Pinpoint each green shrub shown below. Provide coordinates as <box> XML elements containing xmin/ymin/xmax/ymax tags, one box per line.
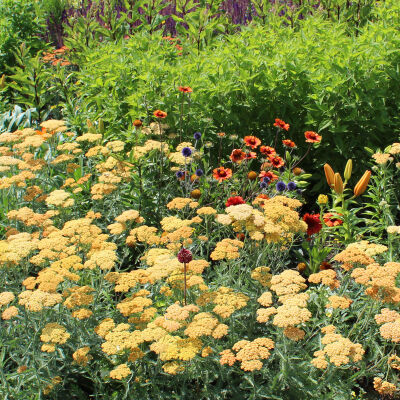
<box><xmin>64</xmin><ymin>0</ymin><xmax>400</xmax><ymax>193</ymax></box>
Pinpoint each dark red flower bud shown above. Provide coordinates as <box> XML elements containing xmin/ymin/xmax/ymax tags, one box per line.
<box><xmin>177</xmin><ymin>248</ymin><xmax>192</xmax><ymax>264</ymax></box>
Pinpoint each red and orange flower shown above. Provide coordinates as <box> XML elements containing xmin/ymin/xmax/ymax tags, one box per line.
<box><xmin>230</xmin><ymin>149</ymin><xmax>246</xmax><ymax>163</ymax></box>
<box><xmin>153</xmin><ymin>110</ymin><xmax>167</xmax><ymax>118</ymax></box>
<box><xmin>226</xmin><ymin>196</ymin><xmax>245</xmax><ymax>207</ymax></box>
<box><xmin>303</xmin><ymin>213</ymin><xmax>322</xmax><ymax>236</ymax></box>
<box><xmin>305</xmin><ymin>131</ymin><xmax>322</xmax><ymax>143</ymax></box>
<box><xmin>259</xmin><ymin>170</ymin><xmax>278</xmax><ymax>183</ymax></box>
<box><xmin>282</xmin><ymin>139</ymin><xmax>296</xmax><ymax>148</ymax></box>
<box><xmin>323</xmin><ymin>213</ymin><xmax>343</xmax><ymax>227</ymax></box>
<box><xmin>269</xmin><ymin>156</ymin><xmax>285</xmax><ymax>169</ymax></box>
<box><xmin>274</xmin><ymin>118</ymin><xmax>290</xmax><ymax>131</ymax></box>
<box><xmin>245</xmin><ymin>151</ymin><xmax>257</xmax><ymax>160</ymax></box>
<box><xmin>244</xmin><ymin>136</ymin><xmax>261</xmax><ymax>149</ymax></box>
<box><xmin>178</xmin><ymin>86</ymin><xmax>193</xmax><ymax>93</ymax></box>
<box><xmin>213</xmin><ymin>167</ymin><xmax>232</xmax><ymax>182</ymax></box>
<box><xmin>260</xmin><ymin>146</ymin><xmax>276</xmax><ymax>157</ymax></box>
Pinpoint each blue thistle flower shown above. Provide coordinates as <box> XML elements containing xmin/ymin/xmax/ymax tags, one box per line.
<box><xmin>181</xmin><ymin>147</ymin><xmax>192</xmax><ymax>157</ymax></box>
<box><xmin>276</xmin><ymin>181</ymin><xmax>286</xmax><ymax>192</ymax></box>
<box><xmin>287</xmin><ymin>181</ymin><xmax>297</xmax><ymax>191</ymax></box>
<box><xmin>193</xmin><ymin>132</ymin><xmax>202</xmax><ymax>140</ymax></box>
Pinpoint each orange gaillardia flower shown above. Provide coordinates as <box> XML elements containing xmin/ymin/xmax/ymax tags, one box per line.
<box><xmin>244</xmin><ymin>136</ymin><xmax>261</xmax><ymax>149</ymax></box>
<box><xmin>274</xmin><ymin>118</ymin><xmax>289</xmax><ymax>131</ymax></box>
<box><xmin>217</xmin><ymin>132</ymin><xmax>226</xmax><ymax>138</ymax></box>
<box><xmin>178</xmin><ymin>86</ymin><xmax>193</xmax><ymax>93</ymax></box>
<box><xmin>245</xmin><ymin>151</ymin><xmax>257</xmax><ymax>160</ymax></box>
<box><xmin>282</xmin><ymin>139</ymin><xmax>296</xmax><ymax>148</ymax></box>
<box><xmin>269</xmin><ymin>156</ymin><xmax>285</xmax><ymax>169</ymax></box>
<box><xmin>260</xmin><ymin>146</ymin><xmax>276</xmax><ymax>157</ymax></box>
<box><xmin>259</xmin><ymin>170</ymin><xmax>278</xmax><ymax>183</ymax></box>
<box><xmin>153</xmin><ymin>110</ymin><xmax>167</xmax><ymax>118</ymax></box>
<box><xmin>304</xmin><ymin>131</ymin><xmax>322</xmax><ymax>143</ymax></box>
<box><xmin>213</xmin><ymin>167</ymin><xmax>232</xmax><ymax>182</ymax></box>
<box><xmin>323</xmin><ymin>213</ymin><xmax>343</xmax><ymax>227</ymax></box>
<box><xmin>230</xmin><ymin>149</ymin><xmax>246</xmax><ymax>163</ymax></box>
<box><xmin>133</xmin><ymin>119</ymin><xmax>143</xmax><ymax>127</ymax></box>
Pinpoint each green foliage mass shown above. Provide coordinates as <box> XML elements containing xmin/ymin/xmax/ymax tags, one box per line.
<box><xmin>64</xmin><ymin>0</ymin><xmax>400</xmax><ymax>192</ymax></box>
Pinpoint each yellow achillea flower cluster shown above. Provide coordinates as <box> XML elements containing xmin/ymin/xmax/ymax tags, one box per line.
<box><xmin>220</xmin><ymin>338</ymin><xmax>274</xmax><ymax>371</ymax></box>
<box><xmin>351</xmin><ymin>262</ymin><xmax>400</xmax><ymax>302</ymax></box>
<box><xmin>197</xmin><ymin>206</ymin><xmax>217</xmax><ymax>216</ymax></box>
<box><xmin>372</xmin><ymin>152</ymin><xmax>392</xmax><ymax>165</ymax></box>
<box><xmin>131</xmin><ymin>140</ymin><xmax>169</xmax><ymax>159</ymax></box>
<box><xmin>90</xmin><ymin>183</ymin><xmax>117</xmax><ymax>200</ymax></box>
<box><xmin>347</xmin><ymin>241</ymin><xmax>387</xmax><ymax>257</ymax></box>
<box><xmin>387</xmin><ymin>226</ymin><xmax>400</xmax><ymax>234</ymax></box>
<box><xmin>45</xmin><ymin>189</ymin><xmax>74</xmax><ymax>208</ymax></box>
<box><xmin>251</xmin><ymin>266</ymin><xmax>272</xmax><ymax>287</ymax></box>
<box><xmin>210</xmin><ymin>238</ymin><xmax>244</xmax><ymax>260</ymax></box>
<box><xmin>389</xmin><ymin>142</ymin><xmax>400</xmax><ymax>155</ymax></box>
<box><xmin>100</xmin><ymin>323</ymin><xmax>142</xmax><ymax>355</ymax></box>
<box><xmin>373</xmin><ymin>378</ymin><xmax>397</xmax><ymax>396</ymax></box>
<box><xmin>7</xmin><ymin>207</ymin><xmax>55</xmax><ymax>228</ymax></box>
<box><xmin>110</xmin><ymin>364</ymin><xmax>131</xmax><ymax>380</ymax></box>
<box><xmin>117</xmin><ymin>290</ymin><xmax>152</xmax><ymax>317</ymax></box>
<box><xmin>375</xmin><ymin>308</ymin><xmax>400</xmax><ymax>343</ymax></box>
<box><xmin>162</xmin><ymin>361</ymin><xmax>185</xmax><ymax>375</ymax></box>
<box><xmin>40</xmin><ymin>119</ymin><xmax>67</xmax><ymax>133</ymax></box>
<box><xmin>308</xmin><ymin>269</ymin><xmax>340</xmax><ymax>290</ymax></box>
<box><xmin>40</xmin><ymin>323</ymin><xmax>70</xmax><ymax>352</ymax></box>
<box><xmin>333</xmin><ymin>245</ymin><xmax>375</xmax><ymax>271</ymax></box>
<box><xmin>105</xmin><ymin>270</ymin><xmax>153</xmax><ymax>292</ymax></box>
<box><xmin>0</xmin><ymin>232</ymin><xmax>39</xmax><ymax>265</ymax></box>
<box><xmin>18</xmin><ymin>290</ymin><xmax>62</xmax><ymax>312</ymax></box>
<box><xmin>256</xmin><ymin>270</ymin><xmax>310</xmax><ymax>341</ymax></box>
<box><xmin>311</xmin><ymin>326</ymin><xmax>364</xmax><ymax>369</ymax></box>
<box><xmin>196</xmin><ymin>287</ymin><xmax>249</xmax><ymax>318</ymax></box>
<box><xmin>0</xmin><ymin>291</ymin><xmax>15</xmax><ymax>307</ymax></box>
<box><xmin>2</xmin><ymin>305</ymin><xmax>18</xmax><ymax>320</ymax></box>
<box><xmin>150</xmin><ymin>335</ymin><xmax>203</xmax><ymax>362</ymax></box>
<box><xmin>217</xmin><ymin>197</ymin><xmax>306</xmax><ymax>242</ymax></box>
<box><xmin>84</xmin><ymin>249</ymin><xmax>117</xmax><ymax>270</ymax></box>
<box><xmin>326</xmin><ymin>296</ymin><xmax>352</xmax><ymax>309</ymax></box>
<box><xmin>126</xmin><ymin>225</ymin><xmax>160</xmax><ymax>246</ymax></box>
<box><xmin>160</xmin><ymin>216</ymin><xmax>197</xmax><ymax>232</ymax></box>
<box><xmin>167</xmin><ymin>197</ymin><xmax>192</xmax><ymax>210</ymax></box>
<box><xmin>184</xmin><ymin>312</ymin><xmax>228</xmax><ymax>339</ymax></box>
<box><xmin>63</xmin><ymin>286</ymin><xmax>94</xmax><ymax>309</ymax></box>
<box><xmin>388</xmin><ymin>354</ymin><xmax>400</xmax><ymax>370</ymax></box>
<box><xmin>43</xmin><ymin>376</ymin><xmax>62</xmax><ymax>396</ymax></box>
<box><xmin>72</xmin><ymin>347</ymin><xmax>92</xmax><ymax>366</ymax></box>
<box><xmin>76</xmin><ymin>132</ymin><xmax>102</xmax><ymax>143</ymax></box>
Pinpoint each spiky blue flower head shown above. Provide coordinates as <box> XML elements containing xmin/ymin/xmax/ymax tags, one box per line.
<box><xmin>181</xmin><ymin>147</ymin><xmax>192</xmax><ymax>157</ymax></box>
<box><xmin>193</xmin><ymin>132</ymin><xmax>202</xmax><ymax>140</ymax></box>
<box><xmin>276</xmin><ymin>181</ymin><xmax>286</xmax><ymax>192</ymax></box>
<box><xmin>287</xmin><ymin>181</ymin><xmax>297</xmax><ymax>191</ymax></box>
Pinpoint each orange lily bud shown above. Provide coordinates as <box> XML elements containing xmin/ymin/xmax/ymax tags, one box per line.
<box><xmin>324</xmin><ymin>164</ymin><xmax>335</xmax><ymax>188</ymax></box>
<box><xmin>334</xmin><ymin>173</ymin><xmax>343</xmax><ymax>194</ymax></box>
<box><xmin>354</xmin><ymin>170</ymin><xmax>371</xmax><ymax>197</ymax></box>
